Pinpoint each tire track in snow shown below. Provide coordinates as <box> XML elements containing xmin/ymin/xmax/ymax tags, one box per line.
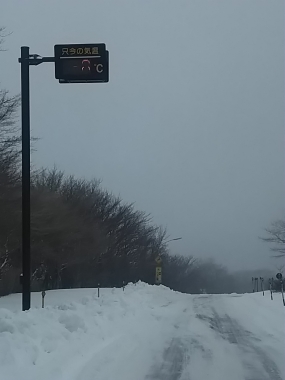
<box><xmin>194</xmin><ymin>296</ymin><xmax>283</xmax><ymax>380</ymax></box>
<box><xmin>210</xmin><ymin>309</ymin><xmax>282</xmax><ymax>380</ymax></box>
<box><xmin>146</xmin><ymin>338</ymin><xmax>189</xmax><ymax>380</ymax></box>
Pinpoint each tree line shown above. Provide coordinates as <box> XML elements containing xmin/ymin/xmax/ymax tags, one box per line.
<box><xmin>0</xmin><ymin>64</ymin><xmax>236</xmax><ymax>296</ymax></box>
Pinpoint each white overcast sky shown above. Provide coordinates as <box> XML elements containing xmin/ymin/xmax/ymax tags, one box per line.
<box><xmin>1</xmin><ymin>0</ymin><xmax>284</xmax><ymax>271</ymax></box>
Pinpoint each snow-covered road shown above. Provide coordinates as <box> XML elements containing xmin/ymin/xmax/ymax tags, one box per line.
<box><xmin>0</xmin><ymin>283</ymin><xmax>284</xmax><ymax>380</ymax></box>
<box><xmin>147</xmin><ymin>292</ymin><xmax>284</xmax><ymax>380</ymax></box>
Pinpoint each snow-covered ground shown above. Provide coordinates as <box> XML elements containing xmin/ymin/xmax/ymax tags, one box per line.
<box><xmin>0</xmin><ymin>283</ymin><xmax>284</xmax><ymax>380</ymax></box>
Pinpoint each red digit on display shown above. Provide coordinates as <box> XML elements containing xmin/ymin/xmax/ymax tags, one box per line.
<box><xmin>81</xmin><ymin>59</ymin><xmax>91</xmax><ymax>71</ymax></box>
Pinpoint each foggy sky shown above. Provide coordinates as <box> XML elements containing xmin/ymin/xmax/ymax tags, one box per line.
<box><xmin>1</xmin><ymin>0</ymin><xmax>284</xmax><ymax>271</ymax></box>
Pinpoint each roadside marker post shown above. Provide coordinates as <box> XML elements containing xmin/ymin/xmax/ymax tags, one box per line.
<box><xmin>41</xmin><ymin>290</ymin><xmax>46</xmax><ymax>308</ymax></box>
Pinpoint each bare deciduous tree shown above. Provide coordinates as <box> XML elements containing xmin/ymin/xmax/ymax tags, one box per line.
<box><xmin>260</xmin><ymin>220</ymin><xmax>285</xmax><ymax>258</ymax></box>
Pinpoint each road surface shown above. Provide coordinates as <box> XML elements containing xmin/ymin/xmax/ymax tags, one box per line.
<box><xmin>146</xmin><ymin>294</ymin><xmax>283</xmax><ymax>380</ymax></box>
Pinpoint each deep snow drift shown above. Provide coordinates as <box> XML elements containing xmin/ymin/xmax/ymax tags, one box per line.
<box><xmin>0</xmin><ymin>283</ymin><xmax>284</xmax><ymax>380</ymax></box>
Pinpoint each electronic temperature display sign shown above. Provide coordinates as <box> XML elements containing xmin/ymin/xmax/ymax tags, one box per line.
<box><xmin>54</xmin><ymin>44</ymin><xmax>109</xmax><ymax>83</ymax></box>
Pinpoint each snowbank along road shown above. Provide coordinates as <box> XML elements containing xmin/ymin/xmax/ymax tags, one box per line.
<box><xmin>0</xmin><ymin>283</ymin><xmax>284</xmax><ymax>380</ymax></box>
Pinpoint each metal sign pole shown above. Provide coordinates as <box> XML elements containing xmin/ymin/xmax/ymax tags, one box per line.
<box><xmin>20</xmin><ymin>46</ymin><xmax>31</xmax><ymax>311</ymax></box>
<box><xmin>275</xmin><ymin>273</ymin><xmax>284</xmax><ymax>306</ymax></box>
<box><xmin>18</xmin><ymin>43</ymin><xmax>109</xmax><ymax>311</ymax></box>
<box><xmin>260</xmin><ymin>277</ymin><xmax>264</xmax><ymax>296</ymax></box>
<box><xmin>281</xmin><ymin>281</ymin><xmax>285</xmax><ymax>306</ymax></box>
<box><xmin>269</xmin><ymin>280</ymin><xmax>273</xmax><ymax>300</ymax></box>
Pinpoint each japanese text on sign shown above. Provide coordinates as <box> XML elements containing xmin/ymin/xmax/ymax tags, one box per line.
<box><xmin>61</xmin><ymin>47</ymin><xmax>99</xmax><ymax>56</ymax></box>
<box><xmin>54</xmin><ymin>44</ymin><xmax>106</xmax><ymax>58</ymax></box>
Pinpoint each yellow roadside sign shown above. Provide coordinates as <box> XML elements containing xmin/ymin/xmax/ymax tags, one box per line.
<box><xmin>155</xmin><ymin>256</ymin><xmax>162</xmax><ymax>265</ymax></box>
<box><xmin>155</xmin><ymin>266</ymin><xmax>162</xmax><ymax>284</ymax></box>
